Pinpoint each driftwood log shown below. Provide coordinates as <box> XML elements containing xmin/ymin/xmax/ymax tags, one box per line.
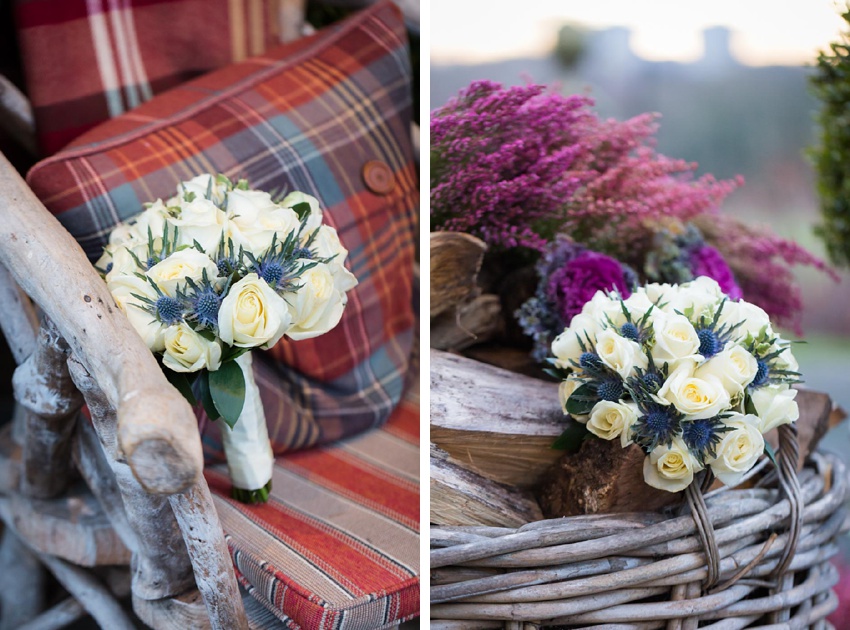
<box><xmin>431</xmin><ymin>294</ymin><xmax>504</xmax><ymax>351</ymax></box>
<box><xmin>430</xmin><ymin>232</ymin><xmax>486</xmax><ymax>320</ymax></box>
<box><xmin>431</xmin><ymin>444</ymin><xmax>543</xmax><ymax>528</ymax></box>
<box><xmin>430</xmin><ymin>349</ymin><xmax>568</xmax><ymax>488</ymax></box>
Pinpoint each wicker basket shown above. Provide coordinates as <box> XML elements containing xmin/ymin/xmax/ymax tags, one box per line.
<box><xmin>431</xmin><ymin>444</ymin><xmax>850</xmax><ymax>630</ymax></box>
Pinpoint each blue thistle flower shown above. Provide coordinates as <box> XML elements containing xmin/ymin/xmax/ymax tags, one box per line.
<box><xmin>105</xmin><ymin>262</ymin><xmax>113</xmax><ymax>274</ymax></box>
<box><xmin>596</xmin><ymin>378</ymin><xmax>624</xmax><ymax>402</ymax></box>
<box><xmin>146</xmin><ymin>256</ymin><xmax>160</xmax><ymax>270</ymax></box>
<box><xmin>620</xmin><ymin>322</ymin><xmax>639</xmax><ymax>342</ymax></box>
<box><xmin>751</xmin><ymin>360</ymin><xmax>770</xmax><ymax>388</ymax></box>
<box><xmin>697</xmin><ymin>328</ymin><xmax>723</xmax><ymax>358</ymax></box>
<box><xmin>193</xmin><ymin>288</ymin><xmax>221</xmax><ymax>328</ymax></box>
<box><xmin>155</xmin><ymin>295</ymin><xmax>183</xmax><ymax>325</ymax></box>
<box><xmin>631</xmin><ymin>404</ymin><xmax>682</xmax><ymax>453</ymax></box>
<box><xmin>258</xmin><ymin>261</ymin><xmax>285</xmax><ymax>287</ymax></box>
<box><xmin>293</xmin><ymin>246</ymin><xmax>313</xmax><ymax>260</ymax></box>
<box><xmin>681</xmin><ymin>417</ymin><xmax>730</xmax><ymax>465</ymax></box>
<box><xmin>579</xmin><ymin>351</ymin><xmax>604</xmax><ymax>372</ymax></box>
<box><xmin>642</xmin><ymin>371</ymin><xmax>664</xmax><ymax>393</ymax></box>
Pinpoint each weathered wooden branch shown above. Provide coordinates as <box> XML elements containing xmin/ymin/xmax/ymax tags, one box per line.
<box><xmin>0</xmin><ymin>528</ymin><xmax>44</xmax><ymax>629</ymax></box>
<box><xmin>430</xmin><ymin>232</ymin><xmax>487</xmax><ymax>319</ymax></box>
<box><xmin>431</xmin><ymin>294</ymin><xmax>504</xmax><ymax>351</ymax></box>
<box><xmin>0</xmin><ymin>263</ymin><xmax>38</xmax><ymax>364</ymax></box>
<box><xmin>0</xmin><ymin>75</ymin><xmax>38</xmax><ymax>157</ymax></box>
<box><xmin>67</xmin><ymin>356</ymin><xmax>195</xmax><ymax>600</ymax></box>
<box><xmin>13</xmin><ymin>319</ymin><xmax>83</xmax><ymax>498</ymax></box>
<box><xmin>0</xmin><ymin>152</ymin><xmax>203</xmax><ymax>495</ymax></box>
<box><xmin>17</xmin><ymin>598</ymin><xmax>86</xmax><ymax>630</ymax></box>
<box><xmin>431</xmin><ymin>444</ymin><xmax>544</xmax><ymax>528</ymax></box>
<box><xmin>431</xmin><ymin>350</ymin><xmax>568</xmax><ymax>488</ymax></box>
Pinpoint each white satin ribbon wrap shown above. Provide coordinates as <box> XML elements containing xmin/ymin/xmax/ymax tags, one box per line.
<box><xmin>218</xmin><ymin>352</ymin><xmax>274</xmax><ymax>490</ymax></box>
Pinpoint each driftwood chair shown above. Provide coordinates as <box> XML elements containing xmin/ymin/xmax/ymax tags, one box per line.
<box><xmin>0</xmin><ymin>1</ymin><xmax>420</xmax><ymax>628</ymax></box>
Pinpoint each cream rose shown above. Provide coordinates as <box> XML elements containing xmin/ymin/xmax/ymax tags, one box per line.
<box><xmin>285</xmin><ymin>263</ymin><xmax>345</xmax><ymax>340</ymax></box>
<box><xmin>551</xmin><ymin>313</ymin><xmax>598</xmax><ymax>370</ymax></box>
<box><xmin>707</xmin><ymin>414</ymin><xmax>764</xmax><ymax>487</ymax></box>
<box><xmin>581</xmin><ymin>291</ymin><xmax>627</xmax><ymax>328</ymax></box>
<box><xmin>717</xmin><ymin>300</ymin><xmax>772</xmax><ymax>342</ymax></box>
<box><xmin>311</xmin><ymin>225</ymin><xmax>359</xmax><ymax>292</ymax></box>
<box><xmin>179</xmin><ymin>174</ymin><xmax>226</xmax><ymax>205</ymax></box>
<box><xmin>131</xmin><ymin>200</ymin><xmax>170</xmax><ymax>241</ymax></box>
<box><xmin>595</xmin><ymin>329</ymin><xmax>647</xmax><ymax>379</ymax></box>
<box><xmin>651</xmin><ymin>313</ymin><xmax>701</xmax><ymax>369</ymax></box>
<box><xmin>169</xmin><ymin>198</ymin><xmax>228</xmax><ymax>253</ymax></box>
<box><xmin>162</xmin><ymin>323</ymin><xmax>222</xmax><ymax>373</ymax></box>
<box><xmin>281</xmin><ymin>191</ymin><xmax>323</xmax><ymax>232</ymax></box>
<box><xmin>104</xmin><ymin>241</ymin><xmax>149</xmax><ymax>282</ymax></box>
<box><xmin>226</xmin><ymin>190</ymin><xmax>300</xmax><ymax>255</ymax></box>
<box><xmin>641</xmin><ymin>283</ymin><xmax>676</xmax><ymax>309</ymax></box>
<box><xmin>107</xmin><ymin>222</ymin><xmax>136</xmax><ymax>247</ymax></box>
<box><xmin>587</xmin><ymin>400</ymin><xmax>637</xmax><ymax>442</ymax></box>
<box><xmin>558</xmin><ymin>377</ymin><xmax>583</xmax><ymax>418</ymax></box>
<box><xmin>694</xmin><ymin>345</ymin><xmax>758</xmax><ymax>397</ymax></box>
<box><xmin>643</xmin><ymin>438</ymin><xmax>703</xmax><ymax>492</ymax></box>
<box><xmin>622</xmin><ymin>291</ymin><xmax>655</xmax><ymax>322</ymax></box>
<box><xmin>750</xmin><ymin>385</ymin><xmax>799</xmax><ymax>433</ymax></box>
<box><xmin>107</xmin><ymin>275</ymin><xmax>166</xmax><ymax>352</ymax></box>
<box><xmin>659</xmin><ymin>362</ymin><xmax>731</xmax><ymax>419</ymax></box>
<box><xmin>146</xmin><ymin>249</ymin><xmax>219</xmax><ymax>297</ymax></box>
<box><xmin>219</xmin><ymin>274</ymin><xmax>292</xmax><ymax>348</ymax></box>
<box><xmin>667</xmin><ymin>277</ymin><xmax>723</xmax><ymax>319</ymax></box>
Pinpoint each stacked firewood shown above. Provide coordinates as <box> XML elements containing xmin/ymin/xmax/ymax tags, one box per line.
<box><xmin>429</xmin><ymin>231</ymin><xmax>845</xmax><ymax>528</ymax></box>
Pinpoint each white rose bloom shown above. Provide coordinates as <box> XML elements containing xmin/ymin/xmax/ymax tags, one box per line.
<box><xmin>651</xmin><ymin>313</ymin><xmax>701</xmax><ymax>369</ymax></box>
<box><xmin>281</xmin><ymin>191</ymin><xmax>323</xmax><ymax>232</ymax></box>
<box><xmin>107</xmin><ymin>275</ymin><xmax>166</xmax><ymax>352</ymax></box>
<box><xmin>595</xmin><ymin>329</ymin><xmax>648</xmax><ymax>379</ymax></box>
<box><xmin>311</xmin><ymin>225</ymin><xmax>359</xmax><ymax>292</ymax></box>
<box><xmin>659</xmin><ymin>362</ymin><xmax>731</xmax><ymax>419</ymax></box>
<box><xmin>162</xmin><ymin>322</ymin><xmax>222</xmax><ymax>373</ymax></box>
<box><xmin>146</xmin><ymin>248</ymin><xmax>219</xmax><ymax>297</ymax></box>
<box><xmin>168</xmin><ymin>198</ymin><xmax>228</xmax><ymax>253</ymax></box>
<box><xmin>622</xmin><ymin>291</ymin><xmax>656</xmax><ymax>323</ymax></box>
<box><xmin>708</xmin><ymin>414</ymin><xmax>764</xmax><ymax>487</ymax></box>
<box><xmin>105</xmin><ymin>241</ymin><xmax>149</xmax><ymax>282</ymax></box>
<box><xmin>558</xmin><ymin>377</ymin><xmax>583</xmax><ymax>415</ymax></box>
<box><xmin>179</xmin><ymin>174</ymin><xmax>226</xmax><ymax>205</ymax></box>
<box><xmin>551</xmin><ymin>313</ymin><xmax>598</xmax><ymax>370</ymax></box>
<box><xmin>694</xmin><ymin>345</ymin><xmax>758</xmax><ymax>397</ymax></box>
<box><xmin>643</xmin><ymin>437</ymin><xmax>703</xmax><ymax>492</ymax></box>
<box><xmin>219</xmin><ymin>274</ymin><xmax>292</xmax><ymax>349</ymax></box>
<box><xmin>107</xmin><ymin>222</ymin><xmax>137</xmax><ymax>247</ymax></box>
<box><xmin>717</xmin><ymin>300</ymin><xmax>772</xmax><ymax>342</ymax></box>
<box><xmin>751</xmin><ymin>385</ymin><xmax>799</xmax><ymax>434</ymax></box>
<box><xmin>131</xmin><ymin>200</ymin><xmax>169</xmax><ymax>241</ymax></box>
<box><xmin>581</xmin><ymin>291</ymin><xmax>626</xmax><ymax>328</ymax></box>
<box><xmin>226</xmin><ymin>190</ymin><xmax>300</xmax><ymax>255</ymax></box>
<box><xmin>620</xmin><ymin>401</ymin><xmax>641</xmax><ymax>447</ymax></box>
<box><xmin>773</xmin><ymin>344</ymin><xmax>799</xmax><ymax>374</ymax></box>
<box><xmin>285</xmin><ymin>262</ymin><xmax>345</xmax><ymax>340</ymax></box>
<box><xmin>642</xmin><ymin>283</ymin><xmax>676</xmax><ymax>309</ymax></box>
<box><xmin>587</xmin><ymin>400</ymin><xmax>638</xmax><ymax>441</ymax></box>
<box><xmin>666</xmin><ymin>279</ymin><xmax>722</xmax><ymax>320</ymax></box>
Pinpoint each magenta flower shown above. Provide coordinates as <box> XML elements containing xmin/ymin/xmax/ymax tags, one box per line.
<box><xmin>548</xmin><ymin>251</ymin><xmax>633</xmax><ymax>323</ymax></box>
<box><xmin>689</xmin><ymin>245</ymin><xmax>742</xmax><ymax>300</ymax></box>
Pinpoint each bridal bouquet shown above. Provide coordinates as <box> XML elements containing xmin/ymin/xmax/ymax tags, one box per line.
<box><xmin>97</xmin><ymin>174</ymin><xmax>357</xmax><ymax>502</ymax></box>
<box><xmin>549</xmin><ymin>276</ymin><xmax>801</xmax><ymax>493</ymax></box>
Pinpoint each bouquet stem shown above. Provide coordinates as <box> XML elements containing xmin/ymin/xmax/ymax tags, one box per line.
<box><xmin>218</xmin><ymin>352</ymin><xmax>274</xmax><ymax>503</ymax></box>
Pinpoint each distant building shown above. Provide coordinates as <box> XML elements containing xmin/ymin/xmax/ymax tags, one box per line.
<box><xmin>696</xmin><ymin>26</ymin><xmax>739</xmax><ymax>75</ymax></box>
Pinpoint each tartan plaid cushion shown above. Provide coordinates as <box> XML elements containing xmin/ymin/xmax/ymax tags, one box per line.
<box><xmin>14</xmin><ymin>0</ymin><xmax>284</xmax><ymax>155</ymax></box>
<box><xmin>208</xmin><ymin>344</ymin><xmax>419</xmax><ymax>630</ymax></box>
<box><xmin>26</xmin><ymin>1</ymin><xmax>418</xmax><ymax>460</ymax></box>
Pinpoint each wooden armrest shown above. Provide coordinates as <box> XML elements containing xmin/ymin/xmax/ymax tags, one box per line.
<box><xmin>0</xmin><ymin>152</ymin><xmax>202</xmax><ymax>495</ymax></box>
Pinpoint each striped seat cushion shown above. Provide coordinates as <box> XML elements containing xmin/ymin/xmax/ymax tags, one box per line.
<box><xmin>13</xmin><ymin>0</ymin><xmax>285</xmax><ymax>155</ymax></box>
<box><xmin>207</xmin><ymin>351</ymin><xmax>420</xmax><ymax>630</ymax></box>
<box><xmin>26</xmin><ymin>1</ymin><xmax>418</xmax><ymax>459</ymax></box>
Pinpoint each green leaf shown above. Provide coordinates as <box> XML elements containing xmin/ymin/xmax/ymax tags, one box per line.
<box><xmin>208</xmin><ymin>361</ymin><xmax>246</xmax><ymax>429</ymax></box>
<box><xmin>744</xmin><ymin>394</ymin><xmax>758</xmax><ymax>416</ymax></box>
<box><xmin>566</xmin><ymin>383</ymin><xmax>597</xmax><ymax>416</ymax></box>
<box><xmin>291</xmin><ymin>202</ymin><xmax>311</xmax><ymax>220</ymax></box>
<box><xmin>196</xmin><ymin>371</ymin><xmax>220</xmax><ymax>421</ymax></box>
<box><xmin>764</xmin><ymin>441</ymin><xmax>778</xmax><ymax>468</ymax></box>
<box><xmin>552</xmin><ymin>422</ymin><xmax>589</xmax><ymax>452</ymax></box>
<box><xmin>163</xmin><ymin>368</ymin><xmax>198</xmax><ymax>407</ymax></box>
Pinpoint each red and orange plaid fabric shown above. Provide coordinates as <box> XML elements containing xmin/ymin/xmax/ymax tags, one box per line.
<box><xmin>14</xmin><ymin>0</ymin><xmax>287</xmax><ymax>155</ymax></box>
<box><xmin>208</xmin><ymin>343</ymin><xmax>419</xmax><ymax>629</ymax></box>
<box><xmin>27</xmin><ymin>1</ymin><xmax>418</xmax><ymax>459</ymax></box>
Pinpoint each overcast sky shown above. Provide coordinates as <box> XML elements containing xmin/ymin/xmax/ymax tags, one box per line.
<box><xmin>431</xmin><ymin>0</ymin><xmax>849</xmax><ymax>66</ymax></box>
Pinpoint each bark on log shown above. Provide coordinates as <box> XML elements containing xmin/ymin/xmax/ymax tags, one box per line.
<box><xmin>431</xmin><ymin>444</ymin><xmax>544</xmax><ymax>528</ymax></box>
<box><xmin>17</xmin><ymin>598</ymin><xmax>86</xmax><ymax>630</ymax></box>
<box><xmin>0</xmin><ymin>263</ymin><xmax>38</xmax><ymax>365</ymax></box>
<box><xmin>0</xmin><ymin>423</ymin><xmax>21</xmax><ymax>494</ymax></box>
<box><xmin>431</xmin><ymin>294</ymin><xmax>504</xmax><ymax>351</ymax></box>
<box><xmin>67</xmin><ymin>356</ymin><xmax>195</xmax><ymax>600</ymax></box>
<box><xmin>132</xmin><ymin>589</ymin><xmax>212</xmax><ymax>630</ymax></box>
<box><xmin>0</xmin><ymin>152</ymin><xmax>202</xmax><ymax>494</ymax></box>
<box><xmin>431</xmin><ymin>232</ymin><xmax>486</xmax><ymax>319</ymax></box>
<box><xmin>14</xmin><ymin>319</ymin><xmax>83</xmax><ymax>498</ymax></box>
<box><xmin>430</xmin><ymin>350</ymin><xmax>569</xmax><ymax>488</ymax></box>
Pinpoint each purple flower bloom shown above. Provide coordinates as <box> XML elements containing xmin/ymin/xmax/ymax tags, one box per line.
<box><xmin>548</xmin><ymin>251</ymin><xmax>633</xmax><ymax>323</ymax></box>
<box><xmin>689</xmin><ymin>245</ymin><xmax>742</xmax><ymax>300</ymax></box>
